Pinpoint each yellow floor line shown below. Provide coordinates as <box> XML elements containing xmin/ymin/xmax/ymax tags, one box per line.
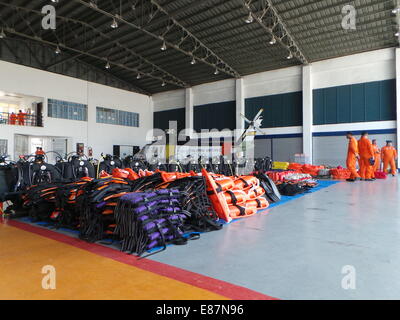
<box><xmin>0</xmin><ymin>224</ymin><xmax>227</xmax><ymax>300</ymax></box>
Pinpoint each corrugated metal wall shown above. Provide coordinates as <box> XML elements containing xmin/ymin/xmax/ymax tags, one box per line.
<box><xmin>255</xmin><ymin>136</ymin><xmax>303</xmax><ymax>162</ymax></box>
<box><xmin>194</xmin><ymin>101</ymin><xmax>236</xmax><ymax>131</ymax></box>
<box><xmin>313</xmin><ymin>131</ymin><xmax>397</xmax><ymax>167</ymax></box>
<box><xmin>313</xmin><ymin>79</ymin><xmax>396</xmax><ymax>125</ymax></box>
<box><xmin>153</xmin><ymin>108</ymin><xmax>186</xmax><ymax>134</ymax></box>
<box><xmin>245</xmin><ymin>92</ymin><xmax>303</xmax><ymax>128</ymax></box>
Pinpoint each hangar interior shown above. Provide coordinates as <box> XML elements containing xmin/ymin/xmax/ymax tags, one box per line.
<box><xmin>1</xmin><ymin>0</ymin><xmax>400</xmax><ymax>301</ymax></box>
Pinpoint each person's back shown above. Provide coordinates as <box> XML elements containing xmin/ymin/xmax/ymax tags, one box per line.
<box><xmin>345</xmin><ymin>132</ymin><xmax>360</xmax><ymax>182</ymax></box>
<box><xmin>9</xmin><ymin>113</ymin><xmax>17</xmax><ymax>125</ymax></box>
<box><xmin>371</xmin><ymin>140</ymin><xmax>381</xmax><ymax>175</ymax></box>
<box><xmin>358</xmin><ymin>133</ymin><xmax>374</xmax><ymax>180</ymax></box>
<box><xmin>381</xmin><ymin>141</ymin><xmax>398</xmax><ymax>176</ymax></box>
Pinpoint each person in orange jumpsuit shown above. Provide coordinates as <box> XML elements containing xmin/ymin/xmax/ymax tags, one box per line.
<box><xmin>17</xmin><ymin>110</ymin><xmax>26</xmax><ymax>126</ymax></box>
<box><xmin>371</xmin><ymin>139</ymin><xmax>381</xmax><ymax>176</ymax></box>
<box><xmin>346</xmin><ymin>132</ymin><xmax>361</xmax><ymax>182</ymax></box>
<box><xmin>358</xmin><ymin>132</ymin><xmax>375</xmax><ymax>181</ymax></box>
<box><xmin>35</xmin><ymin>147</ymin><xmax>45</xmax><ymax>156</ymax></box>
<box><xmin>381</xmin><ymin>141</ymin><xmax>398</xmax><ymax>176</ymax></box>
<box><xmin>9</xmin><ymin>112</ymin><xmax>17</xmax><ymax>125</ymax></box>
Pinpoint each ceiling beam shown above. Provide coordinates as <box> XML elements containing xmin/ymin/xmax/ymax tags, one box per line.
<box><xmin>240</xmin><ymin>0</ymin><xmax>308</xmax><ymax>64</ymax></box>
<box><xmin>0</xmin><ymin>1</ymin><xmax>187</xmax><ymax>88</ymax></box>
<box><xmin>73</xmin><ymin>0</ymin><xmax>241</xmax><ymax>78</ymax></box>
<box><xmin>0</xmin><ymin>28</ymin><xmax>154</xmax><ymax>95</ymax></box>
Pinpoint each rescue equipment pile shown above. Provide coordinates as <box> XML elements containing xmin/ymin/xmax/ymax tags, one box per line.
<box><xmin>265</xmin><ymin>170</ymin><xmax>319</xmax><ymax>196</ymax></box>
<box><xmin>114</xmin><ymin>189</ymin><xmax>190</xmax><ymax>256</ymax></box>
<box><xmin>1</xmin><ymin>154</ymin><xmax>287</xmax><ymax>257</ymax></box>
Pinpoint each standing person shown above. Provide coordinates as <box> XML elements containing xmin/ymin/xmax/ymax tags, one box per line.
<box><xmin>17</xmin><ymin>110</ymin><xmax>26</xmax><ymax>126</ymax></box>
<box><xmin>35</xmin><ymin>147</ymin><xmax>45</xmax><ymax>156</ymax></box>
<box><xmin>346</xmin><ymin>132</ymin><xmax>361</xmax><ymax>182</ymax></box>
<box><xmin>358</xmin><ymin>132</ymin><xmax>375</xmax><ymax>181</ymax></box>
<box><xmin>372</xmin><ymin>139</ymin><xmax>381</xmax><ymax>176</ymax></box>
<box><xmin>9</xmin><ymin>112</ymin><xmax>17</xmax><ymax>125</ymax></box>
<box><xmin>381</xmin><ymin>141</ymin><xmax>398</xmax><ymax>176</ymax></box>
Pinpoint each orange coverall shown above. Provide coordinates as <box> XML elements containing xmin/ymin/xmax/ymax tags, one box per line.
<box><xmin>346</xmin><ymin>137</ymin><xmax>360</xmax><ymax>179</ymax></box>
<box><xmin>372</xmin><ymin>145</ymin><xmax>381</xmax><ymax>174</ymax></box>
<box><xmin>17</xmin><ymin>112</ymin><xmax>26</xmax><ymax>126</ymax></box>
<box><xmin>381</xmin><ymin>146</ymin><xmax>398</xmax><ymax>175</ymax></box>
<box><xmin>358</xmin><ymin>137</ymin><xmax>374</xmax><ymax>180</ymax></box>
<box><xmin>9</xmin><ymin>113</ymin><xmax>17</xmax><ymax>125</ymax></box>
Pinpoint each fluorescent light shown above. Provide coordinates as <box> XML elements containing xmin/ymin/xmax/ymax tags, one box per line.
<box><xmin>245</xmin><ymin>13</ymin><xmax>254</xmax><ymax>24</ymax></box>
<box><xmin>111</xmin><ymin>18</ymin><xmax>119</xmax><ymax>29</ymax></box>
<box><xmin>269</xmin><ymin>36</ymin><xmax>276</xmax><ymax>45</ymax></box>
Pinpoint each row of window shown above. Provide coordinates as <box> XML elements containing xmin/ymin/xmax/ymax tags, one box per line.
<box><xmin>47</xmin><ymin>99</ymin><xmax>140</xmax><ymax>127</ymax></box>
<box><xmin>96</xmin><ymin>107</ymin><xmax>139</xmax><ymax>127</ymax></box>
<box><xmin>48</xmin><ymin>99</ymin><xmax>88</xmax><ymax>121</ymax></box>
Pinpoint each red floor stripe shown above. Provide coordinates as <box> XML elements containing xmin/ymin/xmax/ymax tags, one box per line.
<box><xmin>2</xmin><ymin>219</ymin><xmax>278</xmax><ymax>300</ymax></box>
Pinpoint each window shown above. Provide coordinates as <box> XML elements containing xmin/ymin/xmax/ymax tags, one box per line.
<box><xmin>96</xmin><ymin>107</ymin><xmax>139</xmax><ymax>127</ymax></box>
<box><xmin>0</xmin><ymin>139</ymin><xmax>7</xmax><ymax>155</ymax></box>
<box><xmin>48</xmin><ymin>99</ymin><xmax>87</xmax><ymax>121</ymax></box>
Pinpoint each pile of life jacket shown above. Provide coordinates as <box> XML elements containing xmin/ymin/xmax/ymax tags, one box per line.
<box><xmin>114</xmin><ymin>189</ymin><xmax>193</xmax><ymax>257</ymax></box>
<box><xmin>202</xmin><ymin>169</ymin><xmax>269</xmax><ymax>223</ymax></box>
<box><xmin>51</xmin><ymin>177</ymin><xmax>93</xmax><ymax>228</ymax></box>
<box><xmin>330</xmin><ymin>167</ymin><xmax>351</xmax><ymax>180</ymax></box>
<box><xmin>253</xmin><ymin>172</ymin><xmax>282</xmax><ymax>204</ymax></box>
<box><xmin>265</xmin><ymin>170</ymin><xmax>319</xmax><ymax>197</ymax></box>
<box><xmin>287</xmin><ymin>163</ymin><xmax>325</xmax><ymax>177</ymax></box>
<box><xmin>157</xmin><ymin>175</ymin><xmax>222</xmax><ymax>233</ymax></box>
<box><xmin>78</xmin><ymin>177</ymin><xmax>133</xmax><ymax>243</ymax></box>
<box><xmin>22</xmin><ymin>183</ymin><xmax>61</xmax><ymax>221</ymax></box>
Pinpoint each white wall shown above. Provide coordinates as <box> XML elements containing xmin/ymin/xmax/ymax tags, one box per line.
<box><xmin>152</xmin><ymin>47</ymin><xmax>398</xmax><ymax>164</ymax></box>
<box><xmin>244</xmin><ymin>65</ymin><xmax>302</xmax><ymax>98</ymax></box>
<box><xmin>0</xmin><ymin>60</ymin><xmax>152</xmax><ymax>160</ymax></box>
<box><xmin>152</xmin><ymin>89</ymin><xmax>185</xmax><ymax>112</ymax></box>
<box><xmin>312</xmin><ymin>48</ymin><xmax>395</xmax><ymax>89</ymax></box>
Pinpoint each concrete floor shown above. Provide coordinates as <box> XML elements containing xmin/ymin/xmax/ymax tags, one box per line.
<box><xmin>150</xmin><ymin>177</ymin><xmax>400</xmax><ymax>300</ymax></box>
<box><xmin>2</xmin><ymin>177</ymin><xmax>399</xmax><ymax>299</ymax></box>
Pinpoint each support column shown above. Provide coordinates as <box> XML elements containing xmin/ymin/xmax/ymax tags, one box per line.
<box><xmin>302</xmin><ymin>65</ymin><xmax>313</xmax><ymax>164</ymax></box>
<box><xmin>236</xmin><ymin>78</ymin><xmax>245</xmax><ymax>132</ymax></box>
<box><xmin>396</xmin><ymin>48</ymin><xmax>400</xmax><ymax>163</ymax></box>
<box><xmin>185</xmin><ymin>87</ymin><xmax>194</xmax><ymax>135</ymax></box>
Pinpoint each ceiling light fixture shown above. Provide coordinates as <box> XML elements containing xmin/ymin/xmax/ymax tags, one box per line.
<box><xmin>136</xmin><ymin>73</ymin><xmax>142</xmax><ymax>79</ymax></box>
<box><xmin>287</xmin><ymin>52</ymin><xmax>293</xmax><ymax>60</ymax></box>
<box><xmin>269</xmin><ymin>36</ymin><xmax>276</xmax><ymax>45</ymax></box>
<box><xmin>245</xmin><ymin>12</ymin><xmax>254</xmax><ymax>24</ymax></box>
<box><xmin>0</xmin><ymin>28</ymin><xmax>6</xmax><ymax>39</ymax></box>
<box><xmin>160</xmin><ymin>40</ymin><xmax>167</xmax><ymax>51</ymax></box>
<box><xmin>111</xmin><ymin>18</ymin><xmax>119</xmax><ymax>29</ymax></box>
<box><xmin>55</xmin><ymin>45</ymin><xmax>61</xmax><ymax>54</ymax></box>
<box><xmin>214</xmin><ymin>68</ymin><xmax>220</xmax><ymax>75</ymax></box>
<box><xmin>392</xmin><ymin>8</ymin><xmax>400</xmax><ymax>14</ymax></box>
<box><xmin>89</xmin><ymin>1</ymin><xmax>98</xmax><ymax>8</ymax></box>
<box><xmin>105</xmin><ymin>61</ymin><xmax>111</xmax><ymax>69</ymax></box>
<box><xmin>161</xmin><ymin>81</ymin><xmax>166</xmax><ymax>87</ymax></box>
<box><xmin>191</xmin><ymin>57</ymin><xmax>196</xmax><ymax>65</ymax></box>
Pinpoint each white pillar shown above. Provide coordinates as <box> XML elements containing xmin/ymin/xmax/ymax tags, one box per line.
<box><xmin>236</xmin><ymin>78</ymin><xmax>245</xmax><ymax>131</ymax></box>
<box><xmin>185</xmin><ymin>87</ymin><xmax>194</xmax><ymax>135</ymax></box>
<box><xmin>396</xmin><ymin>48</ymin><xmax>400</xmax><ymax>162</ymax></box>
<box><xmin>302</xmin><ymin>65</ymin><xmax>313</xmax><ymax>164</ymax></box>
